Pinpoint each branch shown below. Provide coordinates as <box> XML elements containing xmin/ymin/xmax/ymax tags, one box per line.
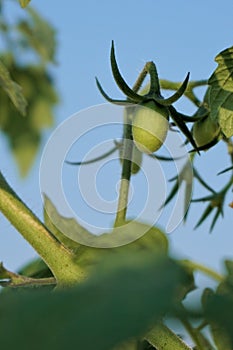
<box><xmin>0</xmin><ymin>172</ymin><xmax>85</xmax><ymax>286</ymax></box>
<box><xmin>0</xmin><ymin>262</ymin><xmax>56</xmax><ymax>288</ymax></box>
<box><xmin>180</xmin><ymin>259</ymin><xmax>224</xmax><ymax>282</ymax></box>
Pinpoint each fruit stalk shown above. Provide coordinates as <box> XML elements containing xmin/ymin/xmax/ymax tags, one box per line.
<box><xmin>114</xmin><ymin>121</ymin><xmax>134</xmax><ymax>226</ymax></box>
<box><xmin>114</xmin><ymin>62</ymin><xmax>150</xmax><ymax>226</ymax></box>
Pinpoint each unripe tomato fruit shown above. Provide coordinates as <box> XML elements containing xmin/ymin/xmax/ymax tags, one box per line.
<box><xmin>192</xmin><ymin>116</ymin><xmax>220</xmax><ymax>148</ymax></box>
<box><xmin>132</xmin><ymin>101</ymin><xmax>169</xmax><ymax>154</ymax></box>
<box><xmin>119</xmin><ymin>143</ymin><xmax>142</xmax><ymax>175</ymax></box>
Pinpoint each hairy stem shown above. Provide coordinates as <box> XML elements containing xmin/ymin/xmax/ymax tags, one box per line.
<box><xmin>132</xmin><ymin>64</ymin><xmax>148</xmax><ymax>92</ymax></box>
<box><xmin>114</xmin><ymin>122</ymin><xmax>133</xmax><ymax>226</ymax></box>
<box><xmin>0</xmin><ymin>172</ymin><xmax>85</xmax><ymax>286</ymax></box>
<box><xmin>180</xmin><ymin>318</ymin><xmax>204</xmax><ymax>350</ymax></box>
<box><xmin>145</xmin><ymin>322</ymin><xmax>192</xmax><ymax>350</ymax></box>
<box><xmin>114</xmin><ymin>64</ymin><xmax>149</xmax><ymax>226</ymax></box>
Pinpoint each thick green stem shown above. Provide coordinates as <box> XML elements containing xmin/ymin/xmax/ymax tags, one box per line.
<box><xmin>0</xmin><ymin>172</ymin><xmax>85</xmax><ymax>286</ymax></box>
<box><xmin>145</xmin><ymin>322</ymin><xmax>192</xmax><ymax>350</ymax></box>
<box><xmin>114</xmin><ymin>122</ymin><xmax>133</xmax><ymax>226</ymax></box>
<box><xmin>177</xmin><ymin>304</ymin><xmax>213</xmax><ymax>350</ymax></box>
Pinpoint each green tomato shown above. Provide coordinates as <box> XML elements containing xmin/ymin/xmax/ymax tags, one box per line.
<box><xmin>193</xmin><ymin>116</ymin><xmax>220</xmax><ymax>148</ymax></box>
<box><xmin>119</xmin><ymin>143</ymin><xmax>143</xmax><ymax>175</ymax></box>
<box><xmin>132</xmin><ymin>101</ymin><xmax>169</xmax><ymax>154</ymax></box>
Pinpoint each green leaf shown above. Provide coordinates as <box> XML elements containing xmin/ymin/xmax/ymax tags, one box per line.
<box><xmin>43</xmin><ymin>194</ymin><xmax>88</xmax><ymax>252</ymax></box>
<box><xmin>209</xmin><ymin>47</ymin><xmax>233</xmax><ymax>92</ymax></box>
<box><xmin>19</xmin><ymin>0</ymin><xmax>31</xmax><ymax>8</ymax></box>
<box><xmin>73</xmin><ymin>221</ymin><xmax>169</xmax><ymax>274</ymax></box>
<box><xmin>0</xmin><ymin>255</ymin><xmax>189</xmax><ymax>350</ymax></box>
<box><xmin>208</xmin><ymin>46</ymin><xmax>233</xmax><ymax>137</ymax></box>
<box><xmin>0</xmin><ymin>59</ymin><xmax>27</xmax><ymax>115</ymax></box>
<box><xmin>43</xmin><ymin>196</ymin><xmax>169</xmax><ymax>252</ymax></box>
<box><xmin>44</xmin><ymin>196</ymin><xmax>169</xmax><ymax>274</ymax></box>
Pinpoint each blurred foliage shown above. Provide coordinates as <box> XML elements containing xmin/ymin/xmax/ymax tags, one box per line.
<box><xmin>1</xmin><ymin>229</ymin><xmax>193</xmax><ymax>350</ymax></box>
<box><xmin>0</xmin><ymin>59</ymin><xmax>58</xmax><ymax>176</ymax></box>
<box><xmin>0</xmin><ymin>2</ymin><xmax>58</xmax><ymax>176</ymax></box>
<box><xmin>19</xmin><ymin>0</ymin><xmax>31</xmax><ymax>8</ymax></box>
<box><xmin>0</xmin><ymin>59</ymin><xmax>27</xmax><ymax>115</ymax></box>
<box><xmin>17</xmin><ymin>8</ymin><xmax>56</xmax><ymax>63</ymax></box>
<box><xmin>202</xmin><ymin>260</ymin><xmax>233</xmax><ymax>349</ymax></box>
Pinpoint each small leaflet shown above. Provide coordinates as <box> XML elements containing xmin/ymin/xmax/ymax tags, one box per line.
<box><xmin>208</xmin><ymin>46</ymin><xmax>233</xmax><ymax>138</ymax></box>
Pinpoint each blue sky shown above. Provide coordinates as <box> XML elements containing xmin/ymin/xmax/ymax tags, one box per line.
<box><xmin>1</xmin><ymin>0</ymin><xmax>233</xmax><ymax>275</ymax></box>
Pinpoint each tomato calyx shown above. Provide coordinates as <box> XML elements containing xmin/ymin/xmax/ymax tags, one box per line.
<box><xmin>96</xmin><ymin>40</ymin><xmax>200</xmax><ymax>153</ymax></box>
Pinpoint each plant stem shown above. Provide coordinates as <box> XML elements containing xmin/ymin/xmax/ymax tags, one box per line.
<box><xmin>180</xmin><ymin>259</ymin><xmax>224</xmax><ymax>282</ymax></box>
<box><xmin>177</xmin><ymin>303</ymin><xmax>215</xmax><ymax>350</ymax></box>
<box><xmin>1</xmin><ymin>276</ymin><xmax>56</xmax><ymax>288</ymax></box>
<box><xmin>132</xmin><ymin>64</ymin><xmax>148</xmax><ymax>92</ymax></box>
<box><xmin>180</xmin><ymin>316</ymin><xmax>204</xmax><ymax>350</ymax></box>
<box><xmin>160</xmin><ymin>79</ymin><xmax>208</xmax><ymax>107</ymax></box>
<box><xmin>0</xmin><ymin>172</ymin><xmax>85</xmax><ymax>286</ymax></box>
<box><xmin>160</xmin><ymin>79</ymin><xmax>207</xmax><ymax>90</ymax></box>
<box><xmin>114</xmin><ymin>65</ymin><xmax>149</xmax><ymax>226</ymax></box>
<box><xmin>145</xmin><ymin>322</ymin><xmax>192</xmax><ymax>350</ymax></box>
<box><xmin>114</xmin><ymin>122</ymin><xmax>133</xmax><ymax>226</ymax></box>
<box><xmin>0</xmin><ymin>262</ymin><xmax>56</xmax><ymax>288</ymax></box>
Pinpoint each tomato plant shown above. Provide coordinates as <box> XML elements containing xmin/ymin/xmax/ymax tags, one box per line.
<box><xmin>0</xmin><ymin>1</ymin><xmax>233</xmax><ymax>350</ymax></box>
